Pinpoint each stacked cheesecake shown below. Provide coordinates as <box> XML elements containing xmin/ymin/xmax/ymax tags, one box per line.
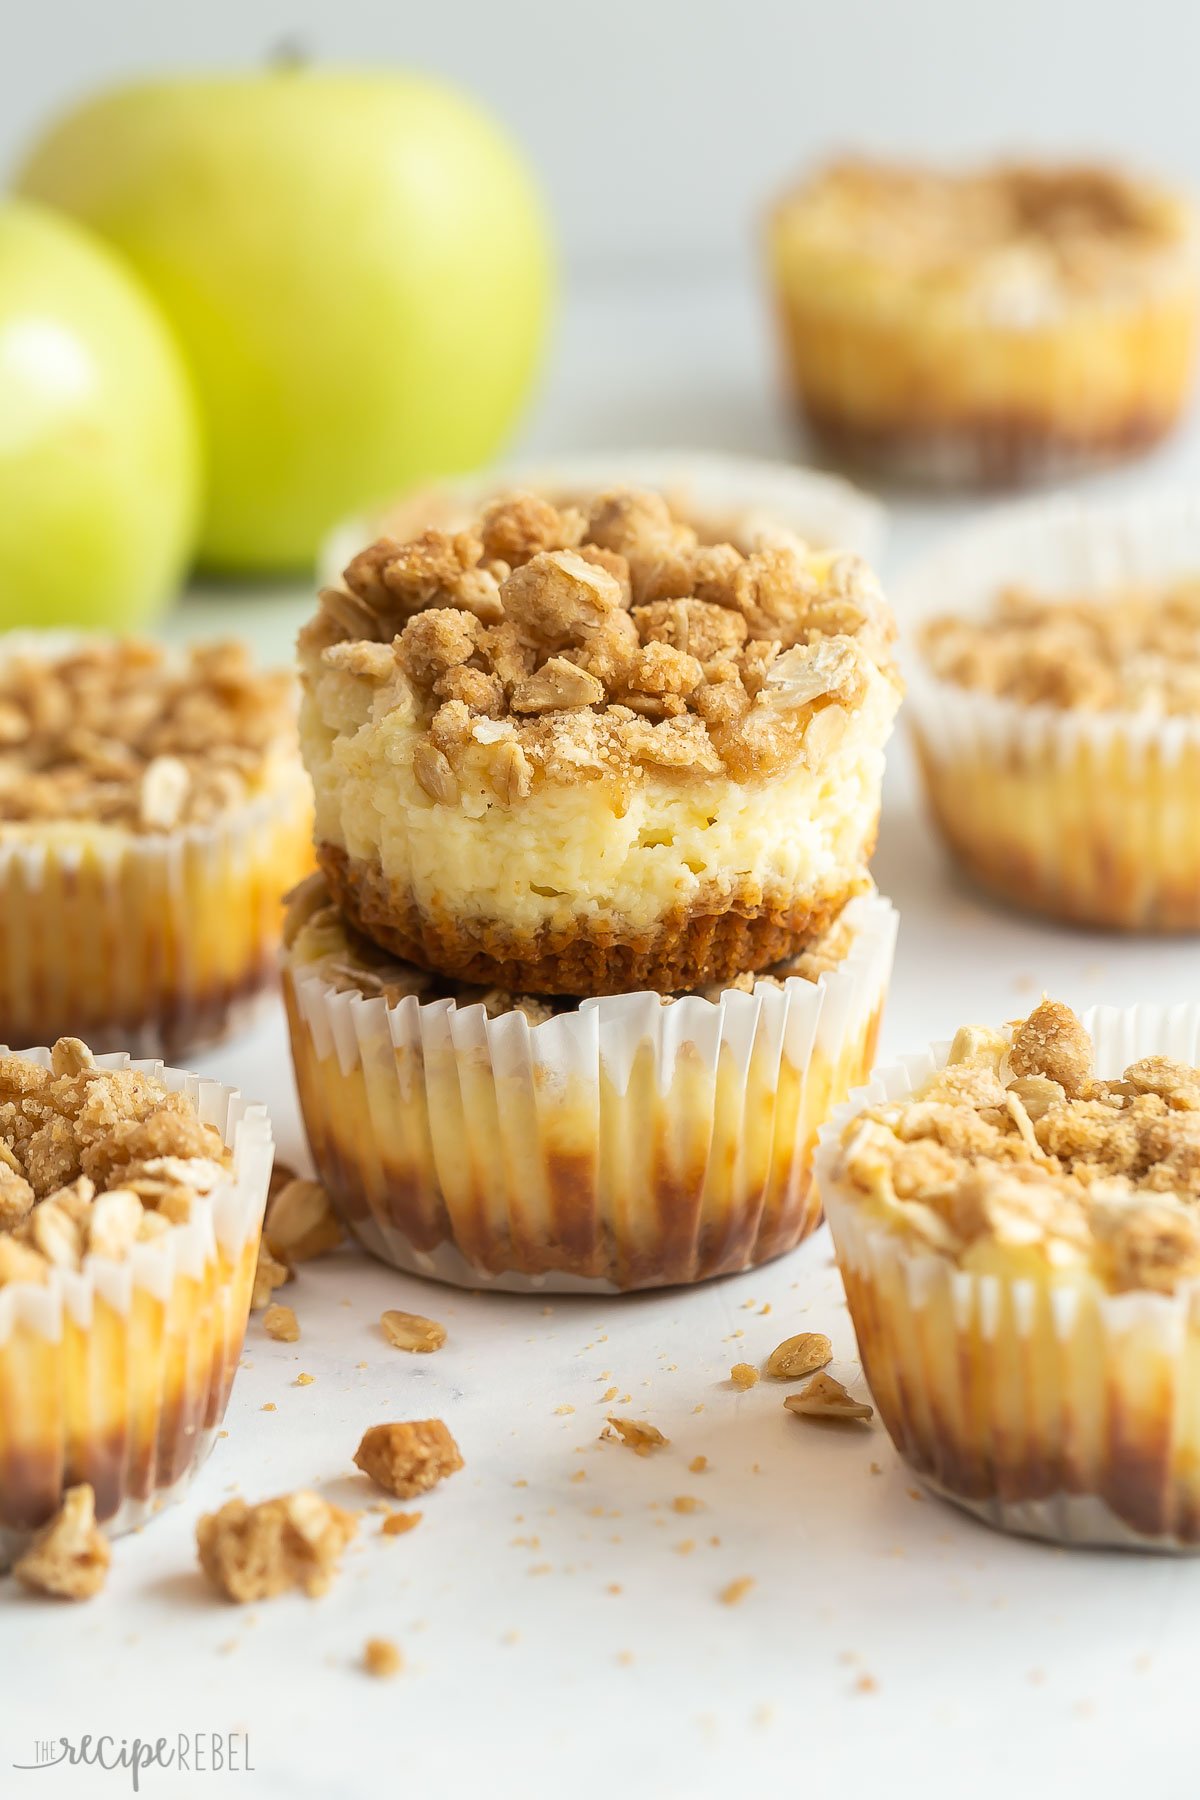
<box><xmin>282</xmin><ymin>482</ymin><xmax>901</xmax><ymax>1292</ymax></box>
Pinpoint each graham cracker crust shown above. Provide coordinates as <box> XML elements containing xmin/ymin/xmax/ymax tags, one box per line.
<box><xmin>316</xmin><ymin>842</ymin><xmax>869</xmax><ymax>995</ymax></box>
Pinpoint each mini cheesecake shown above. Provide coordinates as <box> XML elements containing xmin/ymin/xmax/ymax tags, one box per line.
<box><xmin>299</xmin><ymin>487</ymin><xmax>900</xmax><ymax>995</ymax></box>
<box><xmin>768</xmin><ymin>158</ymin><xmax>1200</xmax><ymax>484</ymax></box>
<box><xmin>0</xmin><ymin>636</ymin><xmax>312</xmax><ymax>1054</ymax></box>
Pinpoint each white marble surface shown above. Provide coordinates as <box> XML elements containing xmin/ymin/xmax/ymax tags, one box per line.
<box><xmin>9</xmin><ymin>273</ymin><xmax>1200</xmax><ymax>1799</ymax></box>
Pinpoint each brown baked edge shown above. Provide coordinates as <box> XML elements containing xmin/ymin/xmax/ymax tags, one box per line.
<box><xmin>796</xmin><ymin>399</ymin><xmax>1184</xmax><ymax>489</ymax></box>
<box><xmin>316</xmin><ymin>841</ymin><xmax>873</xmax><ymax>995</ymax></box>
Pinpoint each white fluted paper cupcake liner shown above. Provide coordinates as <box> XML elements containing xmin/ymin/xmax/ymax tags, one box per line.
<box><xmin>285</xmin><ymin>891</ymin><xmax>897</xmax><ymax>1293</ymax></box>
<box><xmin>816</xmin><ymin>1001</ymin><xmax>1200</xmax><ymax>1552</ymax></box>
<box><xmin>0</xmin><ymin>1049</ymin><xmax>273</xmax><ymax>1564</ymax></box>
<box><xmin>897</xmin><ymin>493</ymin><xmax>1200</xmax><ymax>929</ymax></box>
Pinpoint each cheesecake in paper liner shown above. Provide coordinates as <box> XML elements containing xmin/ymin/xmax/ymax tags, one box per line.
<box><xmin>816</xmin><ymin>1001</ymin><xmax>1200</xmax><ymax>1551</ymax></box>
<box><xmin>902</xmin><ymin>494</ymin><xmax>1200</xmax><ymax>930</ymax></box>
<box><xmin>0</xmin><ymin>1050</ymin><xmax>273</xmax><ymax>1565</ymax></box>
<box><xmin>767</xmin><ymin>159</ymin><xmax>1200</xmax><ymax>487</ymax></box>
<box><xmin>0</xmin><ymin>634</ymin><xmax>313</xmax><ymax>1056</ymax></box>
<box><xmin>283</xmin><ymin>884</ymin><xmax>896</xmax><ymax>1293</ymax></box>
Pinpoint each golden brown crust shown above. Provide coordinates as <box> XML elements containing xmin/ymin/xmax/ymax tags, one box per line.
<box><xmin>317</xmin><ymin>840</ymin><xmax>870</xmax><ymax>995</ymax></box>
<box><xmin>801</xmin><ymin>401</ymin><xmax>1186</xmax><ymax>487</ymax></box>
<box><xmin>284</xmin><ymin>872</ymin><xmax>862</xmax><ymax>1014</ymax></box>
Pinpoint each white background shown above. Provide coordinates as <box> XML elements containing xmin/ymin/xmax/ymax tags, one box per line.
<box><xmin>6</xmin><ymin>8</ymin><xmax>1200</xmax><ymax>1800</ymax></box>
<box><xmin>4</xmin><ymin>0</ymin><xmax>1200</xmax><ymax>278</ymax></box>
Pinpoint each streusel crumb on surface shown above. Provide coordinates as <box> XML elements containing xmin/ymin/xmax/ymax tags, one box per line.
<box><xmin>196</xmin><ymin>1491</ymin><xmax>358</xmax><ymax>1602</ymax></box>
<box><xmin>0</xmin><ymin>1039</ymin><xmax>230</xmax><ymax>1286</ymax></box>
<box><xmin>921</xmin><ymin>581</ymin><xmax>1200</xmax><ymax>714</ymax></box>
<box><xmin>353</xmin><ymin>1421</ymin><xmax>464</xmax><ymax>1498</ymax></box>
<box><xmin>837</xmin><ymin>1000</ymin><xmax>1200</xmax><ymax>1291</ymax></box>
<box><xmin>0</xmin><ymin>640</ymin><xmax>296</xmax><ymax>831</ymax></box>
<box><xmin>13</xmin><ymin>1484</ymin><xmax>110</xmax><ymax>1599</ymax></box>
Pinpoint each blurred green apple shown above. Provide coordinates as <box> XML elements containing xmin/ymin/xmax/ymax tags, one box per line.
<box><xmin>0</xmin><ymin>200</ymin><xmax>199</xmax><ymax>630</ymax></box>
<box><xmin>18</xmin><ymin>68</ymin><xmax>554</xmax><ymax>573</ymax></box>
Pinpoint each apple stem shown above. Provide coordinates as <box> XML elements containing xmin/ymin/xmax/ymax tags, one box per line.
<box><xmin>267</xmin><ymin>37</ymin><xmax>310</xmax><ymax>71</ymax></box>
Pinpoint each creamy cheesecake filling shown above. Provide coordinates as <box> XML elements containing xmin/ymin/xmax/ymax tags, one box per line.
<box><xmin>301</xmin><ymin>663</ymin><xmax>892</xmax><ymax>938</ymax></box>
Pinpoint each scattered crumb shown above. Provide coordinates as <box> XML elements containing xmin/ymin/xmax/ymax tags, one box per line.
<box><xmin>196</xmin><ymin>1491</ymin><xmax>357</xmax><ymax>1603</ymax></box>
<box><xmin>688</xmin><ymin>1456</ymin><xmax>708</xmax><ymax>1475</ymax></box>
<box><xmin>783</xmin><ymin>1374</ymin><xmax>873</xmax><ymax>1423</ymax></box>
<box><xmin>513</xmin><ymin>1479</ymin><xmax>528</xmax><ymax>1488</ymax></box>
<box><xmin>264</xmin><ymin>1176</ymin><xmax>343</xmax><ymax>1264</ymax></box>
<box><xmin>692</xmin><ymin>1404</ymin><xmax>705</xmax><ymax>1415</ymax></box>
<box><xmin>601</xmin><ymin>1417</ymin><xmax>669</xmax><ymax>1456</ymax></box>
<box><xmin>601</xmin><ymin>1387</ymin><xmax>618</xmax><ymax>1402</ymax></box>
<box><xmin>607</xmin><ymin>1583</ymin><xmax>622</xmax><ymax>1595</ymax></box>
<box><xmin>759</xmin><ymin>1303</ymin><xmax>772</xmax><ymax>1316</ymax></box>
<box><xmin>854</xmin><ymin>1674</ymin><xmax>878</xmax><ymax>1695</ymax></box>
<box><xmin>380</xmin><ymin>1511</ymin><xmax>422</xmax><ymax>1538</ymax></box>
<box><xmin>719</xmin><ymin>1577</ymin><xmax>755</xmax><ymax>1607</ymax></box>
<box><xmin>363</xmin><ymin>1637</ymin><xmax>403</xmax><ymax>1679</ymax></box>
<box><xmin>730</xmin><ymin>1362</ymin><xmax>759</xmax><ymax>1390</ymax></box>
<box><xmin>675</xmin><ymin>1539</ymin><xmax>696</xmax><ymax>1555</ymax></box>
<box><xmin>554</xmin><ymin>1404</ymin><xmax>575</xmax><ymax>1416</ymax></box>
<box><xmin>262</xmin><ymin>1303</ymin><xmax>299</xmax><ymax>1343</ymax></box>
<box><xmin>217</xmin><ymin>1430</ymin><xmax>229</xmax><ymax>1440</ymax></box>
<box><xmin>616</xmin><ymin>1650</ymin><xmax>635</xmax><ymax>1667</ymax></box>
<box><xmin>260</xmin><ymin>1403</ymin><xmax>277</xmax><ymax>1413</ymax></box>
<box><xmin>294</xmin><ymin>1373</ymin><xmax>315</xmax><ymax>1387</ymax></box>
<box><xmin>869</xmin><ymin>1461</ymin><xmax>883</xmax><ymax>1476</ymax></box>
<box><xmin>672</xmin><ymin>1496</ymin><xmax>702</xmax><ymax>1514</ymax></box>
<box><xmin>380</xmin><ymin>1309</ymin><xmax>446</xmax><ymax>1354</ymax></box>
<box><xmin>765</xmin><ymin>1332</ymin><xmax>832</xmax><ymax>1380</ymax></box>
<box><xmin>13</xmin><ymin>1485</ymin><xmax>110</xmax><ymax>1601</ymax></box>
<box><xmin>570</xmin><ymin>1470</ymin><xmax>587</xmax><ymax>1484</ymax></box>
<box><xmin>354</xmin><ymin>1420</ymin><xmax>464</xmax><ymax>1499</ymax></box>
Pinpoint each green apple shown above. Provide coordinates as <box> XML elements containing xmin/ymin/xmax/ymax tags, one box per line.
<box><xmin>18</xmin><ymin>68</ymin><xmax>554</xmax><ymax>574</ymax></box>
<box><xmin>0</xmin><ymin>200</ymin><xmax>199</xmax><ymax>630</ymax></box>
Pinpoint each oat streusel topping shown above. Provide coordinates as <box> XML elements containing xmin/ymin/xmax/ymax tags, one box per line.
<box><xmin>0</xmin><ymin>640</ymin><xmax>297</xmax><ymax>831</ymax></box>
<box><xmin>838</xmin><ymin>1000</ymin><xmax>1200</xmax><ymax>1292</ymax></box>
<box><xmin>283</xmin><ymin>874</ymin><xmax>860</xmax><ymax>1018</ymax></box>
<box><xmin>0</xmin><ymin>1039</ymin><xmax>230</xmax><ymax>1287</ymax></box>
<box><xmin>921</xmin><ymin>581</ymin><xmax>1200</xmax><ymax>714</ymax></box>
<box><xmin>777</xmin><ymin>160</ymin><xmax>1192</xmax><ymax>299</ymax></box>
<box><xmin>303</xmin><ymin>487</ymin><xmax>897</xmax><ymax>790</ymax></box>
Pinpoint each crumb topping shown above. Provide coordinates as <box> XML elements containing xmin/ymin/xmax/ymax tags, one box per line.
<box><xmin>601</xmin><ymin>1417</ymin><xmax>669</xmax><ymax>1456</ymax></box>
<box><xmin>380</xmin><ymin>1309</ymin><xmax>446</xmax><ymax>1353</ymax></box>
<box><xmin>196</xmin><ymin>1491</ymin><xmax>358</xmax><ymax>1603</ymax></box>
<box><xmin>776</xmin><ymin>159</ymin><xmax>1194</xmax><ymax>301</ymax></box>
<box><xmin>0</xmin><ymin>1040</ymin><xmax>230</xmax><ymax>1288</ymax></box>
<box><xmin>283</xmin><ymin>873</ymin><xmax>859</xmax><ymax>1014</ymax></box>
<box><xmin>0</xmin><ymin>640</ymin><xmax>297</xmax><ymax>831</ymax></box>
<box><xmin>837</xmin><ymin>1000</ymin><xmax>1200</xmax><ymax>1292</ymax></box>
<box><xmin>353</xmin><ymin>1420</ymin><xmax>464</xmax><ymax>1499</ymax></box>
<box><xmin>363</xmin><ymin>1637</ymin><xmax>404</xmax><ymax>1678</ymax></box>
<box><xmin>303</xmin><ymin>486</ymin><xmax>896</xmax><ymax>790</ymax></box>
<box><xmin>765</xmin><ymin>1332</ymin><xmax>832</xmax><ymax>1380</ymax></box>
<box><xmin>921</xmin><ymin>581</ymin><xmax>1200</xmax><ymax>715</ymax></box>
<box><xmin>13</xmin><ymin>1484</ymin><xmax>110</xmax><ymax>1599</ymax></box>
